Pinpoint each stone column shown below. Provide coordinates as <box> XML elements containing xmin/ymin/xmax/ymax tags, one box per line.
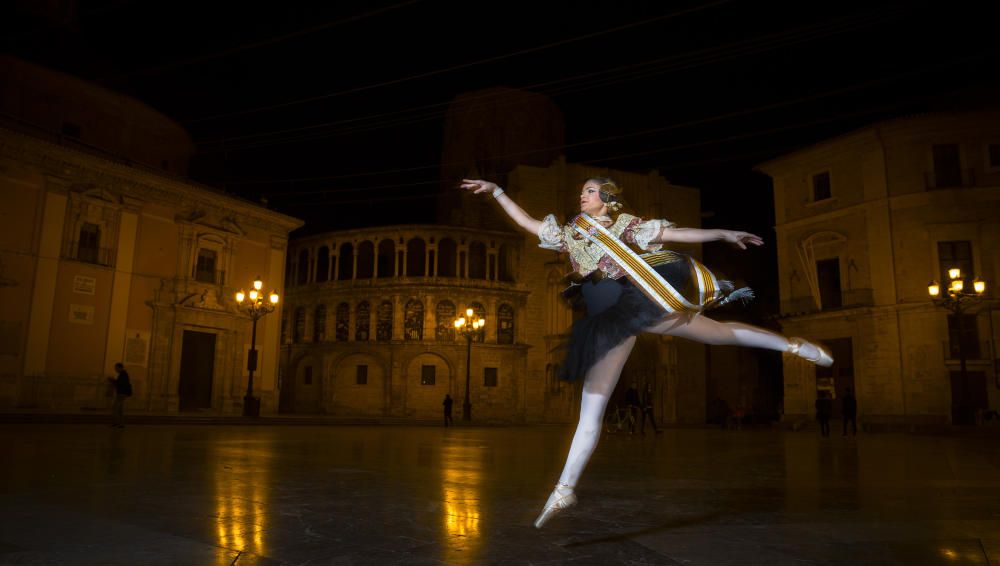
<box><xmin>392</xmin><ymin>294</ymin><xmax>404</xmax><ymax>341</ymax></box>
<box><xmin>24</xmin><ymin>183</ymin><xmax>67</xmax><ymax>376</ymax></box>
<box><xmin>103</xmin><ymin>202</ymin><xmax>140</xmax><ymax>375</ymax></box>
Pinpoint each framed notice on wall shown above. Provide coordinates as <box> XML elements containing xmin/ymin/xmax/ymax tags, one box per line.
<box><xmin>124</xmin><ymin>330</ymin><xmax>150</xmax><ymax>367</ymax></box>
<box><xmin>68</xmin><ymin>304</ymin><xmax>95</xmax><ymax>324</ymax></box>
<box><xmin>73</xmin><ymin>275</ymin><xmax>96</xmax><ymax>295</ymax></box>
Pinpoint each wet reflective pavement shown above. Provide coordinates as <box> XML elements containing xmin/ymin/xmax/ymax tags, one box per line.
<box><xmin>1</xmin><ymin>424</ymin><xmax>998</xmax><ymax>565</ymax></box>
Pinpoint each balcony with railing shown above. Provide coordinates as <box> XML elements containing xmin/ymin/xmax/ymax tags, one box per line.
<box><xmin>62</xmin><ymin>240</ymin><xmax>115</xmax><ymax>267</ymax></box>
<box><xmin>925</xmin><ymin>168</ymin><xmax>976</xmax><ymax>190</ymax></box>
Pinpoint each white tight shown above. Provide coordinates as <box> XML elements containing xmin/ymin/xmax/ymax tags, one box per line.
<box><xmin>555</xmin><ymin>314</ymin><xmax>813</xmax><ymax>489</ymax></box>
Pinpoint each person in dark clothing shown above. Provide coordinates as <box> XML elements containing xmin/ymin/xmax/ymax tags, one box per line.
<box><xmin>443</xmin><ymin>394</ymin><xmax>454</xmax><ymax>427</ymax></box>
<box><xmin>815</xmin><ymin>390</ymin><xmax>832</xmax><ymax>437</ymax></box>
<box><xmin>640</xmin><ymin>382</ymin><xmax>662</xmax><ymax>435</ymax></box>
<box><xmin>624</xmin><ymin>383</ymin><xmax>641</xmax><ymax>434</ymax></box>
<box><xmin>107</xmin><ymin>363</ymin><xmax>132</xmax><ymax>428</ymax></box>
<box><xmin>842</xmin><ymin>387</ymin><xmax>857</xmax><ymax>436</ymax></box>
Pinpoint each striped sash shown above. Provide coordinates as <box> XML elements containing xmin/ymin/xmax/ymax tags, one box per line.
<box><xmin>572</xmin><ymin>214</ymin><xmax>722</xmax><ymax>314</ymax></box>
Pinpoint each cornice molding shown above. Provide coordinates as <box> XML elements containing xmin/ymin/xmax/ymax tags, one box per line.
<box><xmin>0</xmin><ymin>127</ymin><xmax>303</xmax><ymax>234</ymax></box>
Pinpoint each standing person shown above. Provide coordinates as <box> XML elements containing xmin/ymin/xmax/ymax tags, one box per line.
<box><xmin>107</xmin><ymin>363</ymin><xmax>132</xmax><ymax>428</ymax></box>
<box><xmin>815</xmin><ymin>390</ymin><xmax>832</xmax><ymax>437</ymax></box>
<box><xmin>624</xmin><ymin>382</ymin><xmax>641</xmax><ymax>434</ymax></box>
<box><xmin>842</xmin><ymin>387</ymin><xmax>857</xmax><ymax>436</ymax></box>
<box><xmin>460</xmin><ymin>177</ymin><xmax>833</xmax><ymax>528</ymax></box>
<box><xmin>640</xmin><ymin>382</ymin><xmax>662</xmax><ymax>435</ymax></box>
<box><xmin>443</xmin><ymin>394</ymin><xmax>454</xmax><ymax>427</ymax></box>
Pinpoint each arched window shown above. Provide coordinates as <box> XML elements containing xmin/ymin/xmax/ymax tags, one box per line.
<box><xmin>437</xmin><ymin>238</ymin><xmax>457</xmax><ymax>277</ymax></box>
<box><xmin>377</xmin><ymin>239</ymin><xmax>395</xmax><ymax>278</ymax></box>
<box><xmin>469</xmin><ymin>302</ymin><xmax>486</xmax><ymax>343</ymax></box>
<box><xmin>376</xmin><ymin>300</ymin><xmax>393</xmax><ymax>341</ymax></box>
<box><xmin>404</xmin><ymin>299</ymin><xmax>424</xmax><ymax>340</ymax></box>
<box><xmin>497</xmin><ymin>303</ymin><xmax>514</xmax><ymax>344</ymax></box>
<box><xmin>355</xmin><ymin>301</ymin><xmax>370</xmax><ymax>341</ymax></box>
<box><xmin>314</xmin><ymin>304</ymin><xmax>327</xmax><ymax>341</ymax></box>
<box><xmin>297</xmin><ymin>249</ymin><xmax>310</xmax><ymax>285</ymax></box>
<box><xmin>435</xmin><ymin>300</ymin><xmax>456</xmax><ymax>341</ymax></box>
<box><xmin>335</xmin><ymin>302</ymin><xmax>349</xmax><ymax>341</ymax></box>
<box><xmin>498</xmin><ymin>244</ymin><xmax>514</xmax><ymax>282</ymax></box>
<box><xmin>468</xmin><ymin>241</ymin><xmax>487</xmax><ymax>279</ymax></box>
<box><xmin>406</xmin><ymin>238</ymin><xmax>426</xmax><ymax>276</ymax></box>
<box><xmin>338</xmin><ymin>242</ymin><xmax>354</xmax><ymax>280</ymax></box>
<box><xmin>294</xmin><ymin>307</ymin><xmax>306</xmax><ymax>342</ymax></box>
<box><xmin>316</xmin><ymin>246</ymin><xmax>329</xmax><ymax>282</ymax></box>
<box><xmin>357</xmin><ymin>241</ymin><xmax>374</xmax><ymax>279</ymax></box>
<box><xmin>280</xmin><ymin>311</ymin><xmax>289</xmax><ymax>343</ymax></box>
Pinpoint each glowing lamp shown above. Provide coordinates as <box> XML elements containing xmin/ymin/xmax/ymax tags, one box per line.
<box><xmin>948</xmin><ymin>268</ymin><xmax>961</xmax><ymax>281</ymax></box>
<box><xmin>236</xmin><ymin>290</ymin><xmax>246</xmax><ymax>303</ymax></box>
<box><xmin>253</xmin><ymin>277</ymin><xmax>263</xmax><ymax>291</ymax></box>
<box><xmin>927</xmin><ymin>282</ymin><xmax>939</xmax><ymax>297</ymax></box>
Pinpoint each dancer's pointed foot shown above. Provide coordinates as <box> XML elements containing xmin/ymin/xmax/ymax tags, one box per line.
<box><xmin>533</xmin><ymin>483</ymin><xmax>577</xmax><ymax>528</ymax></box>
<box><xmin>787</xmin><ymin>337</ymin><xmax>834</xmax><ymax>367</ymax></box>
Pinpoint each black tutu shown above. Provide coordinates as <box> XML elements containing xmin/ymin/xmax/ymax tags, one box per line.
<box><xmin>558</xmin><ymin>259</ymin><xmax>750</xmax><ymax>382</ymax></box>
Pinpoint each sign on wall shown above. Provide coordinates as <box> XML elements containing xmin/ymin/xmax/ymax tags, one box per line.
<box><xmin>68</xmin><ymin>304</ymin><xmax>94</xmax><ymax>324</ymax></box>
<box><xmin>124</xmin><ymin>330</ymin><xmax>150</xmax><ymax>367</ymax></box>
<box><xmin>73</xmin><ymin>275</ymin><xmax>96</xmax><ymax>295</ymax></box>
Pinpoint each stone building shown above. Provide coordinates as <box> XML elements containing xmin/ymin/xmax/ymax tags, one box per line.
<box><xmin>756</xmin><ymin>111</ymin><xmax>1000</xmax><ymax>426</ymax></box>
<box><xmin>0</xmin><ymin>56</ymin><xmax>302</xmax><ymax>414</ymax></box>
<box><xmin>281</xmin><ymin>158</ymin><xmax>711</xmax><ymax>423</ymax></box>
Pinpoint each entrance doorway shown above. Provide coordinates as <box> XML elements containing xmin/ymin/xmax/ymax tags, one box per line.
<box><xmin>950</xmin><ymin>371</ymin><xmax>987</xmax><ymax>425</ymax></box>
<box><xmin>815</xmin><ymin>338</ymin><xmax>854</xmax><ymax>419</ymax></box>
<box><xmin>179</xmin><ymin>330</ymin><xmax>216</xmax><ymax>411</ymax></box>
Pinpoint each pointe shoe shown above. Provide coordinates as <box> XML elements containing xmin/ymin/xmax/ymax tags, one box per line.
<box><xmin>533</xmin><ymin>483</ymin><xmax>577</xmax><ymax>528</ymax></box>
<box><xmin>787</xmin><ymin>338</ymin><xmax>834</xmax><ymax>367</ymax></box>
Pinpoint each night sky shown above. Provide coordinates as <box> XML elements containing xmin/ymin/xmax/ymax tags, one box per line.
<box><xmin>4</xmin><ymin>1</ymin><xmax>998</xmax><ymax>301</ymax></box>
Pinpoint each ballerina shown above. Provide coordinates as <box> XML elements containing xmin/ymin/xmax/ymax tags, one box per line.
<box><xmin>460</xmin><ymin>176</ymin><xmax>832</xmax><ymax>528</ymax></box>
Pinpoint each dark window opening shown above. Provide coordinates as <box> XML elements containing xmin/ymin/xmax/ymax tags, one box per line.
<box><xmin>356</xmin><ymin>365</ymin><xmax>368</xmax><ymax>385</ymax></box>
<box><xmin>421</xmin><ymin>365</ymin><xmax>436</xmax><ymax>385</ymax></box>
<box><xmin>195</xmin><ymin>248</ymin><xmax>218</xmax><ymax>283</ymax></box>
<box><xmin>812</xmin><ymin>172</ymin><xmax>831</xmax><ymax>201</ymax></box>
<box><xmin>932</xmin><ymin>144</ymin><xmax>962</xmax><ymax>188</ymax></box>
<box><xmin>484</xmin><ymin>367</ymin><xmax>498</xmax><ymax>387</ymax></box>
<box><xmin>816</xmin><ymin>258</ymin><xmax>842</xmax><ymax>309</ymax></box>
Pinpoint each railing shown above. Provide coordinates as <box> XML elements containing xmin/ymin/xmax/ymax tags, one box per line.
<box><xmin>925</xmin><ymin>168</ymin><xmax>976</xmax><ymax>190</ymax></box>
<box><xmin>63</xmin><ymin>240</ymin><xmax>115</xmax><ymax>267</ymax></box>
<box><xmin>192</xmin><ymin>269</ymin><xmax>226</xmax><ymax>286</ymax></box>
<box><xmin>942</xmin><ymin>340</ymin><xmax>989</xmax><ymax>362</ymax></box>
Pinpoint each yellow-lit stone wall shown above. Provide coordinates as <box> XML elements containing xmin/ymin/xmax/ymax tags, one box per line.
<box><xmin>759</xmin><ymin>112</ymin><xmax>1000</xmax><ymax>426</ymax></box>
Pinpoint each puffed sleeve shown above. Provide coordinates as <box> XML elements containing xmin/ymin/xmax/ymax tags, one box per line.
<box><xmin>626</xmin><ymin>218</ymin><xmax>675</xmax><ymax>252</ymax></box>
<box><xmin>537</xmin><ymin>214</ymin><xmax>566</xmax><ymax>252</ymax></box>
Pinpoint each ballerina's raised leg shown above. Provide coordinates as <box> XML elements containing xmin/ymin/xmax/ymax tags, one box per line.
<box><xmin>533</xmin><ymin>315</ymin><xmax>830</xmax><ymax>528</ymax></box>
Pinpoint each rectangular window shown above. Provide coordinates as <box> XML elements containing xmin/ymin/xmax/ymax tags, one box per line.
<box><xmin>356</xmin><ymin>365</ymin><xmax>368</xmax><ymax>385</ymax></box>
<box><xmin>195</xmin><ymin>249</ymin><xmax>218</xmax><ymax>283</ymax></box>
<box><xmin>937</xmin><ymin>241</ymin><xmax>973</xmax><ymax>287</ymax></box>
<box><xmin>304</xmin><ymin>366</ymin><xmax>313</xmax><ymax>385</ymax></box>
<box><xmin>61</xmin><ymin>121</ymin><xmax>81</xmax><ymax>138</ymax></box>
<box><xmin>947</xmin><ymin>315</ymin><xmax>981</xmax><ymax>359</ymax></box>
<box><xmin>816</xmin><ymin>258</ymin><xmax>842</xmax><ymax>309</ymax></box>
<box><xmin>989</xmin><ymin>144</ymin><xmax>1000</xmax><ymax>169</ymax></box>
<box><xmin>77</xmin><ymin>222</ymin><xmax>101</xmax><ymax>264</ymax></box>
<box><xmin>931</xmin><ymin>144</ymin><xmax>962</xmax><ymax>188</ymax></box>
<box><xmin>811</xmin><ymin>172</ymin><xmax>831</xmax><ymax>201</ymax></box>
<box><xmin>421</xmin><ymin>364</ymin><xmax>436</xmax><ymax>385</ymax></box>
<box><xmin>484</xmin><ymin>367</ymin><xmax>498</xmax><ymax>387</ymax></box>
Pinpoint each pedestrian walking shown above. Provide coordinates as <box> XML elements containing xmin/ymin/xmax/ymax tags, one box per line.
<box><xmin>107</xmin><ymin>363</ymin><xmax>132</xmax><ymax>428</ymax></box>
<box><xmin>842</xmin><ymin>387</ymin><xmax>857</xmax><ymax>436</ymax></box>
<box><xmin>443</xmin><ymin>394</ymin><xmax>454</xmax><ymax>427</ymax></box>
<box><xmin>640</xmin><ymin>382</ymin><xmax>662</xmax><ymax>434</ymax></box>
<box><xmin>815</xmin><ymin>390</ymin><xmax>832</xmax><ymax>437</ymax></box>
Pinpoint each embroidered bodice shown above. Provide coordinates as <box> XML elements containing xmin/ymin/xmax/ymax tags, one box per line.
<box><xmin>538</xmin><ymin>213</ymin><xmax>675</xmax><ymax>278</ymax></box>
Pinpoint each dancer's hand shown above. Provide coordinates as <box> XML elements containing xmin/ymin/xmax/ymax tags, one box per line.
<box><xmin>723</xmin><ymin>230</ymin><xmax>763</xmax><ymax>250</ymax></box>
<box><xmin>460</xmin><ymin>179</ymin><xmax>499</xmax><ymax>195</ymax></box>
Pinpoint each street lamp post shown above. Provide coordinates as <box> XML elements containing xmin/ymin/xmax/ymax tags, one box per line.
<box><xmin>453</xmin><ymin>308</ymin><xmax>485</xmax><ymax>421</ymax></box>
<box><xmin>235</xmin><ymin>276</ymin><xmax>280</xmax><ymax>417</ymax></box>
<box><xmin>928</xmin><ymin>268</ymin><xmax>986</xmax><ymax>424</ymax></box>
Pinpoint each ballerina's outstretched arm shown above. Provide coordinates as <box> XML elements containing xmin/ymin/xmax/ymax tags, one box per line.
<box><xmin>459</xmin><ymin>179</ymin><xmax>543</xmax><ymax>235</ymax></box>
<box><xmin>654</xmin><ymin>226</ymin><xmax>764</xmax><ymax>249</ymax></box>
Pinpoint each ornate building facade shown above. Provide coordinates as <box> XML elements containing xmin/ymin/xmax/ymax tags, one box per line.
<box><xmin>757</xmin><ymin>111</ymin><xmax>1000</xmax><ymax>426</ymax></box>
<box><xmin>0</xmin><ymin>56</ymin><xmax>303</xmax><ymax>414</ymax></box>
<box><xmin>281</xmin><ymin>158</ymin><xmax>711</xmax><ymax>423</ymax></box>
